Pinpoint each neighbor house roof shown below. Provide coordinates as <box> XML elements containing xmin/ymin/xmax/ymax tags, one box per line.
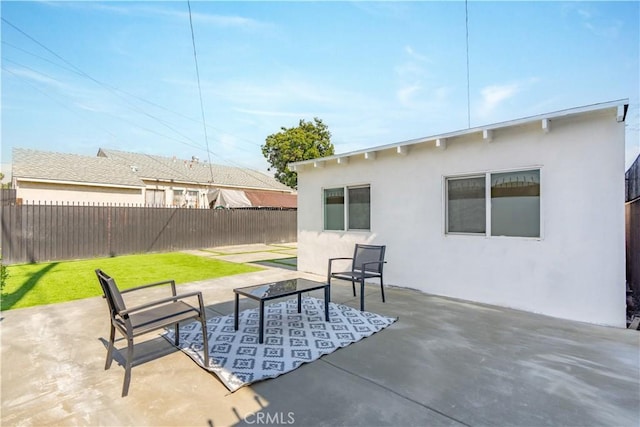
<box><xmin>290</xmin><ymin>99</ymin><xmax>629</xmax><ymax>170</ymax></box>
<box><xmin>12</xmin><ymin>148</ymin><xmax>144</xmax><ymax>188</ymax></box>
<box><xmin>98</xmin><ymin>148</ymin><xmax>292</xmax><ymax>192</ymax></box>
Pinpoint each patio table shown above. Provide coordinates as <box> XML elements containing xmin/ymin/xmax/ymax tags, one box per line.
<box><xmin>233</xmin><ymin>278</ymin><xmax>330</xmax><ymax>344</ymax></box>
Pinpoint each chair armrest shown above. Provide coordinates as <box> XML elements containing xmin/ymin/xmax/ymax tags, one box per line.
<box><xmin>121</xmin><ymin>279</ymin><xmax>177</xmax><ymax>296</ymax></box>
<box><xmin>361</xmin><ymin>260</ymin><xmax>386</xmax><ymax>273</ymax></box>
<box><xmin>327</xmin><ymin>257</ymin><xmax>354</xmax><ymax>278</ymax></box>
<box><xmin>119</xmin><ymin>291</ymin><xmax>204</xmax><ymax>317</ymax></box>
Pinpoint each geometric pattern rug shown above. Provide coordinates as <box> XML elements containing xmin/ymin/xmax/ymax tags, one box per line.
<box><xmin>163</xmin><ymin>296</ymin><xmax>397</xmax><ymax>392</ymax></box>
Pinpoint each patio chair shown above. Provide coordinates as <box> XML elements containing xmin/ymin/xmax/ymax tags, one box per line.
<box><xmin>95</xmin><ymin>269</ymin><xmax>210</xmax><ymax>397</ymax></box>
<box><xmin>327</xmin><ymin>244</ymin><xmax>386</xmax><ymax>311</ymax></box>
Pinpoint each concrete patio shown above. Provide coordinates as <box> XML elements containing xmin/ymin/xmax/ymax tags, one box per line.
<box><xmin>1</xmin><ymin>246</ymin><xmax>639</xmax><ymax>426</ymax></box>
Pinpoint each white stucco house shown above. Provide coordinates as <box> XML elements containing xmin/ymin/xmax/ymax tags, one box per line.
<box><xmin>291</xmin><ymin>100</ymin><xmax>629</xmax><ymax>327</ymax></box>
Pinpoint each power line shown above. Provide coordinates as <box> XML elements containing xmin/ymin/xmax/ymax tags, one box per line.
<box><xmin>187</xmin><ymin>0</ymin><xmax>215</xmax><ymax>184</ymax></box>
<box><xmin>2</xmin><ymin>39</ymin><xmax>264</xmax><ymax>152</ymax></box>
<box><xmin>2</xmin><ymin>65</ymin><xmax>122</xmax><ymax>141</ymax></box>
<box><xmin>2</xmin><ymin>16</ymin><xmax>285</xmax><ymax>189</ymax></box>
<box><xmin>465</xmin><ymin>0</ymin><xmax>471</xmax><ymax>128</ymax></box>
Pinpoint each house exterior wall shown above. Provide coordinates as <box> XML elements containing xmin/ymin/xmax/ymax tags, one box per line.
<box><xmin>15</xmin><ymin>181</ymin><xmax>142</xmax><ymax>205</ymax></box>
<box><xmin>297</xmin><ymin>109</ymin><xmax>626</xmax><ymax>327</ymax></box>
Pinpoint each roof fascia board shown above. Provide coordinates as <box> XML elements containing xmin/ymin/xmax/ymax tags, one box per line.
<box><xmin>15</xmin><ymin>177</ymin><xmax>143</xmax><ymax>189</ymax></box>
<box><xmin>207</xmin><ymin>182</ymin><xmax>295</xmax><ymax>193</ymax></box>
<box><xmin>290</xmin><ymin>99</ymin><xmax>629</xmax><ymax>168</ymax></box>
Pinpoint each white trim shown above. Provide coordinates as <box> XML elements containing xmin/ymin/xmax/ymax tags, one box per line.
<box><xmin>542</xmin><ymin>118</ymin><xmax>551</xmax><ymax>133</ymax></box>
<box><xmin>290</xmin><ymin>99</ymin><xmax>628</xmax><ymax>168</ymax></box>
<box><xmin>444</xmin><ymin>166</ymin><xmax>543</xmax><ymax>239</ymax></box>
<box><xmin>322</xmin><ymin>183</ymin><xmax>371</xmax><ymax>232</ymax></box>
<box><xmin>396</xmin><ymin>146</ymin><xmax>409</xmax><ymax>156</ymax></box>
<box><xmin>15</xmin><ymin>177</ymin><xmax>142</xmax><ymax>190</ymax></box>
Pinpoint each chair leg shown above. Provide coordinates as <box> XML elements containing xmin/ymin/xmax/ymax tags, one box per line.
<box><xmin>105</xmin><ymin>325</ymin><xmax>116</xmax><ymax>370</ymax></box>
<box><xmin>174</xmin><ymin>323</ymin><xmax>180</xmax><ymax>346</ymax></box>
<box><xmin>352</xmin><ymin>279</ymin><xmax>356</xmax><ymax>297</ymax></box>
<box><xmin>122</xmin><ymin>336</ymin><xmax>133</xmax><ymax>397</ymax></box>
<box><xmin>380</xmin><ymin>277</ymin><xmax>386</xmax><ymax>303</ymax></box>
<box><xmin>201</xmin><ymin>316</ymin><xmax>210</xmax><ymax>367</ymax></box>
<box><xmin>360</xmin><ymin>280</ymin><xmax>365</xmax><ymax>311</ymax></box>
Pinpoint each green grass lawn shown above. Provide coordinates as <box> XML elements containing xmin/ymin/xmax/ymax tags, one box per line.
<box><xmin>1</xmin><ymin>252</ymin><xmax>262</xmax><ymax>311</ymax></box>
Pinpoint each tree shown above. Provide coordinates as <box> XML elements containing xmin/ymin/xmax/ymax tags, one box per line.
<box><xmin>262</xmin><ymin>117</ymin><xmax>334</xmax><ymax>189</ymax></box>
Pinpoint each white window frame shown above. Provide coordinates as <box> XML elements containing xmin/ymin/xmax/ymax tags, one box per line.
<box><xmin>444</xmin><ymin>174</ymin><xmax>487</xmax><ymax>236</ymax></box>
<box><xmin>322</xmin><ymin>184</ymin><xmax>371</xmax><ymax>232</ymax></box>
<box><xmin>444</xmin><ymin>167</ymin><xmax>542</xmax><ymax>239</ymax></box>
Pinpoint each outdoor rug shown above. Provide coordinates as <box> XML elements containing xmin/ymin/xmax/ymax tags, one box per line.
<box><xmin>163</xmin><ymin>296</ymin><xmax>397</xmax><ymax>392</ymax></box>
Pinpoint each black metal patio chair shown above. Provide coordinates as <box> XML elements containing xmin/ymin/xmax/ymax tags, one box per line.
<box><xmin>327</xmin><ymin>244</ymin><xmax>387</xmax><ymax>311</ymax></box>
<box><xmin>95</xmin><ymin>269</ymin><xmax>210</xmax><ymax>397</ymax></box>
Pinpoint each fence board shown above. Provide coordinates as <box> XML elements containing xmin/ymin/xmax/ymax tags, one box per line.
<box><xmin>1</xmin><ymin>203</ymin><xmax>296</xmax><ymax>264</ymax></box>
<box><xmin>627</xmin><ymin>200</ymin><xmax>640</xmax><ymax>299</ymax></box>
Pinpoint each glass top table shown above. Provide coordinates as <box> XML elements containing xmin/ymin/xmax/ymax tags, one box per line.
<box><xmin>234</xmin><ymin>278</ymin><xmax>330</xmax><ymax>344</ymax></box>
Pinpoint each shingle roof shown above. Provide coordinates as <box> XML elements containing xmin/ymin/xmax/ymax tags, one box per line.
<box><xmin>12</xmin><ymin>148</ymin><xmax>144</xmax><ymax>187</ymax></box>
<box><xmin>98</xmin><ymin>148</ymin><xmax>292</xmax><ymax>191</ymax></box>
<box><xmin>11</xmin><ymin>147</ymin><xmax>293</xmax><ymax>193</ymax></box>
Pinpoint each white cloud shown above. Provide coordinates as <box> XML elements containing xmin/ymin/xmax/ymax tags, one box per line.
<box><xmin>232</xmin><ymin>108</ymin><xmax>311</xmax><ymax>118</ymax></box>
<box><xmin>45</xmin><ymin>2</ymin><xmax>271</xmax><ymax>31</ymax></box>
<box><xmin>404</xmin><ymin>45</ymin><xmax>428</xmax><ymax>62</ymax></box>
<box><xmin>476</xmin><ymin>78</ymin><xmax>539</xmax><ymax>119</ymax></box>
<box><xmin>3</xmin><ymin>66</ymin><xmax>69</xmax><ymax>91</ymax></box>
<box><xmin>394</xmin><ymin>45</ymin><xmax>430</xmax><ymax>106</ymax></box>
<box><xmin>397</xmin><ymin>84</ymin><xmax>423</xmax><ymax>105</ymax></box>
<box><xmin>563</xmin><ymin>4</ymin><xmax>622</xmax><ymax>39</ymax></box>
<box><xmin>481</xmin><ymin>83</ymin><xmax>521</xmax><ymax>110</ymax></box>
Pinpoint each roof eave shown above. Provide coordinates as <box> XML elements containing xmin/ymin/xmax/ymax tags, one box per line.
<box><xmin>289</xmin><ymin>99</ymin><xmax>629</xmax><ymax>169</ymax></box>
<box><xmin>14</xmin><ymin>177</ymin><xmax>144</xmax><ymax>189</ymax></box>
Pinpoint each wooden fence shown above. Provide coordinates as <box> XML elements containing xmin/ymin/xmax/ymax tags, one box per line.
<box><xmin>626</xmin><ymin>155</ymin><xmax>640</xmax><ymax>300</ymax></box>
<box><xmin>627</xmin><ymin>200</ymin><xmax>639</xmax><ymax>299</ymax></box>
<box><xmin>0</xmin><ymin>202</ymin><xmax>297</xmax><ymax>265</ymax></box>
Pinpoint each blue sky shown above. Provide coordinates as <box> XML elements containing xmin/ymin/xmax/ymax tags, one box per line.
<box><xmin>1</xmin><ymin>1</ymin><xmax>639</xmax><ymax>180</ymax></box>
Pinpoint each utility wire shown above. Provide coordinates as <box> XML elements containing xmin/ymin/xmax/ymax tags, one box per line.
<box><xmin>6</xmin><ymin>56</ymin><xmax>280</xmax><ymax>189</ymax></box>
<box><xmin>2</xmin><ymin>65</ymin><xmax>121</xmax><ymax>141</ymax></box>
<box><xmin>3</xmin><ymin>39</ymin><xmax>263</xmax><ymax>152</ymax></box>
<box><xmin>465</xmin><ymin>0</ymin><xmax>471</xmax><ymax>128</ymax></box>
<box><xmin>3</xmin><ymin>16</ymin><xmax>285</xmax><ymax>190</ymax></box>
<box><xmin>187</xmin><ymin>0</ymin><xmax>215</xmax><ymax>184</ymax></box>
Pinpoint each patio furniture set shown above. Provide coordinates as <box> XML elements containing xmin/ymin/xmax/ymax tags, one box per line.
<box><xmin>95</xmin><ymin>244</ymin><xmax>387</xmax><ymax>396</ymax></box>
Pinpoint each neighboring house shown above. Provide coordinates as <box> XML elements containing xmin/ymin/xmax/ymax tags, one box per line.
<box><xmin>11</xmin><ymin>148</ymin><xmax>296</xmax><ymax>208</ymax></box>
<box><xmin>291</xmin><ymin>100</ymin><xmax>629</xmax><ymax>327</ymax></box>
<box><xmin>11</xmin><ymin>149</ymin><xmax>145</xmax><ymax>205</ymax></box>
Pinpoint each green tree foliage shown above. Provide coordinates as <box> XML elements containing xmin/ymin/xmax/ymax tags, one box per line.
<box><xmin>262</xmin><ymin>118</ymin><xmax>334</xmax><ymax>189</ymax></box>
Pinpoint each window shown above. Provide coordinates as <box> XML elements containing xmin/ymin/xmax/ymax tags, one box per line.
<box><xmin>491</xmin><ymin>170</ymin><xmax>540</xmax><ymax>237</ymax></box>
<box><xmin>173</xmin><ymin>189</ymin><xmax>184</xmax><ymax>207</ymax></box>
<box><xmin>186</xmin><ymin>190</ymin><xmax>199</xmax><ymax>208</ymax></box>
<box><xmin>323</xmin><ymin>185</ymin><xmax>370</xmax><ymax>231</ymax></box>
<box><xmin>145</xmin><ymin>189</ymin><xmax>165</xmax><ymax>207</ymax></box>
<box><xmin>348</xmin><ymin>186</ymin><xmax>370</xmax><ymax>230</ymax></box>
<box><xmin>446</xmin><ymin>176</ymin><xmax>486</xmax><ymax>234</ymax></box>
<box><xmin>324</xmin><ymin>188</ymin><xmax>344</xmax><ymax>230</ymax></box>
<box><xmin>446</xmin><ymin>169</ymin><xmax>540</xmax><ymax>238</ymax></box>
